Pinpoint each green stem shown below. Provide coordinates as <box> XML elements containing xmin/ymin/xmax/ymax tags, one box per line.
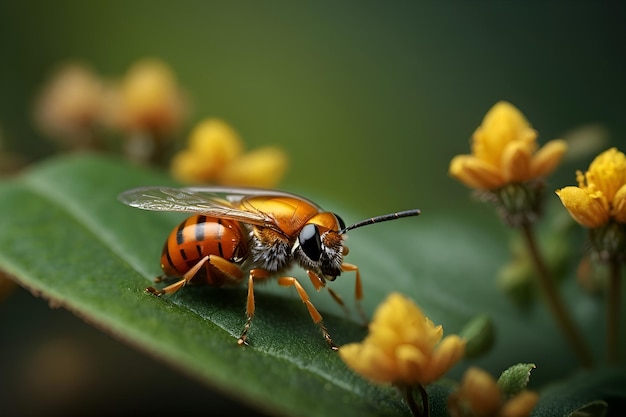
<box><xmin>399</xmin><ymin>384</ymin><xmax>428</xmax><ymax>417</ymax></box>
<box><xmin>520</xmin><ymin>222</ymin><xmax>594</xmax><ymax>368</ymax></box>
<box><xmin>607</xmin><ymin>260</ymin><xmax>621</xmax><ymax>364</ymax></box>
<box><xmin>417</xmin><ymin>384</ymin><xmax>429</xmax><ymax>417</ymax></box>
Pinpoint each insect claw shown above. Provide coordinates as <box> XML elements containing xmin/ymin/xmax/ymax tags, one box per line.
<box><xmin>237</xmin><ymin>337</ymin><xmax>249</xmax><ymax>347</ymax></box>
<box><xmin>145</xmin><ymin>287</ymin><xmax>163</xmax><ymax>296</ymax></box>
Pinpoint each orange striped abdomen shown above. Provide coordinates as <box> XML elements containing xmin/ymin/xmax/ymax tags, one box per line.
<box><xmin>160</xmin><ymin>215</ymin><xmax>248</xmax><ymax>286</ymax></box>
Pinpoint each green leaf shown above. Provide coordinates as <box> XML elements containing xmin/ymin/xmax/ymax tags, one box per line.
<box><xmin>567</xmin><ymin>400</ymin><xmax>608</xmax><ymax>417</ymax></box>
<box><xmin>459</xmin><ymin>314</ymin><xmax>495</xmax><ymax>359</ymax></box>
<box><xmin>497</xmin><ymin>363</ymin><xmax>536</xmax><ymax>396</ymax></box>
<box><xmin>0</xmin><ymin>153</ymin><xmax>624</xmax><ymax>416</ymax></box>
<box><xmin>535</xmin><ymin>368</ymin><xmax>626</xmax><ymax>417</ymax></box>
<box><xmin>0</xmin><ymin>154</ymin><xmax>413</xmax><ymax>416</ymax></box>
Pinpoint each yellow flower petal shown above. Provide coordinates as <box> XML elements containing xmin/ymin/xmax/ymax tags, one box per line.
<box><xmin>502</xmin><ymin>141</ymin><xmax>533</xmax><ymax>183</ymax></box>
<box><xmin>449</xmin><ymin>155</ymin><xmax>504</xmax><ymax>190</ymax></box>
<box><xmin>366</xmin><ymin>323</ymin><xmax>400</xmax><ymax>353</ymax></box>
<box><xmin>189</xmin><ymin>119</ymin><xmax>242</xmax><ymax>156</ymax></box>
<box><xmin>188</xmin><ymin>118</ymin><xmax>243</xmax><ymax>178</ymax></box>
<box><xmin>611</xmin><ymin>184</ymin><xmax>626</xmax><ymax>224</ymax></box>
<box><xmin>421</xmin><ymin>335</ymin><xmax>465</xmax><ymax>384</ymax></box>
<box><xmin>556</xmin><ymin>186</ymin><xmax>610</xmax><ymax>228</ymax></box>
<box><xmin>118</xmin><ymin>58</ymin><xmax>187</xmax><ymax>135</ymax></box>
<box><xmin>395</xmin><ymin>344</ymin><xmax>429</xmax><ymax>385</ymax></box>
<box><xmin>339</xmin><ymin>343</ymin><xmax>397</xmax><ymax>384</ymax></box>
<box><xmin>585</xmin><ymin>147</ymin><xmax>626</xmax><ymax>202</ymax></box>
<box><xmin>530</xmin><ymin>139</ymin><xmax>568</xmax><ymax>178</ymax></box>
<box><xmin>499</xmin><ymin>390</ymin><xmax>539</xmax><ymax>417</ymax></box>
<box><xmin>34</xmin><ymin>63</ymin><xmax>104</xmax><ymax>142</ymax></box>
<box><xmin>458</xmin><ymin>367</ymin><xmax>502</xmax><ymax>416</ymax></box>
<box><xmin>218</xmin><ymin>146</ymin><xmax>288</xmax><ymax>188</ymax></box>
<box><xmin>169</xmin><ymin>149</ymin><xmax>214</xmax><ymax>183</ymax></box>
<box><xmin>472</xmin><ymin>101</ymin><xmax>537</xmax><ymax>166</ymax></box>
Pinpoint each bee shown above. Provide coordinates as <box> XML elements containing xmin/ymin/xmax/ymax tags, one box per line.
<box><xmin>118</xmin><ymin>186</ymin><xmax>420</xmax><ymax>349</ymax></box>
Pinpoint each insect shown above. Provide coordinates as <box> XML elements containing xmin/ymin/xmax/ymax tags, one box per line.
<box><xmin>118</xmin><ymin>186</ymin><xmax>420</xmax><ymax>350</ymax></box>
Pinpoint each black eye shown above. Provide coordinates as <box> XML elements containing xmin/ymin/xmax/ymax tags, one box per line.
<box><xmin>334</xmin><ymin>213</ymin><xmax>346</xmax><ymax>231</ymax></box>
<box><xmin>299</xmin><ymin>223</ymin><xmax>322</xmax><ymax>261</ymax></box>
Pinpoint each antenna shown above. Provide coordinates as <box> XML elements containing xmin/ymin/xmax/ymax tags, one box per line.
<box><xmin>338</xmin><ymin>209</ymin><xmax>421</xmax><ymax>234</ymax></box>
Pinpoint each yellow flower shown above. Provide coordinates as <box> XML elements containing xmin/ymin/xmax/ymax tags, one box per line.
<box><xmin>448</xmin><ymin>367</ymin><xmax>539</xmax><ymax>417</ymax></box>
<box><xmin>170</xmin><ymin>118</ymin><xmax>288</xmax><ymax>188</ymax></box>
<box><xmin>219</xmin><ymin>146</ymin><xmax>289</xmax><ymax>188</ymax></box>
<box><xmin>556</xmin><ymin>147</ymin><xmax>626</xmax><ymax>228</ymax></box>
<box><xmin>170</xmin><ymin>119</ymin><xmax>243</xmax><ymax>183</ymax></box>
<box><xmin>34</xmin><ymin>63</ymin><xmax>104</xmax><ymax>146</ymax></box>
<box><xmin>108</xmin><ymin>58</ymin><xmax>188</xmax><ymax>137</ymax></box>
<box><xmin>450</xmin><ymin>101</ymin><xmax>567</xmax><ymax>190</ymax></box>
<box><xmin>339</xmin><ymin>293</ymin><xmax>465</xmax><ymax>386</ymax></box>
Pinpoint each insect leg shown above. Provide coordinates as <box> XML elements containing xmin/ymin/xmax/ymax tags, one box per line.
<box><xmin>340</xmin><ymin>262</ymin><xmax>367</xmax><ymax>325</ymax></box>
<box><xmin>278</xmin><ymin>276</ymin><xmax>338</xmax><ymax>351</ymax></box>
<box><xmin>208</xmin><ymin>255</ymin><xmax>244</xmax><ymax>285</ymax></box>
<box><xmin>146</xmin><ymin>256</ymin><xmax>210</xmax><ymax>296</ymax></box>
<box><xmin>306</xmin><ymin>270</ymin><xmax>326</xmax><ymax>291</ymax></box>
<box><xmin>306</xmin><ymin>270</ymin><xmax>350</xmax><ymax>318</ymax></box>
<box><xmin>238</xmin><ymin>268</ymin><xmax>270</xmax><ymax>346</ymax></box>
<box><xmin>327</xmin><ymin>287</ymin><xmax>351</xmax><ymax>317</ymax></box>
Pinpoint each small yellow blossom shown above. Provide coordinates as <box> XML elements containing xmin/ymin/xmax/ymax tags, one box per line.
<box><xmin>170</xmin><ymin>119</ymin><xmax>243</xmax><ymax>183</ymax></box>
<box><xmin>170</xmin><ymin>118</ymin><xmax>288</xmax><ymax>188</ymax></box>
<box><xmin>108</xmin><ymin>58</ymin><xmax>188</xmax><ymax>137</ymax></box>
<box><xmin>556</xmin><ymin>147</ymin><xmax>626</xmax><ymax>228</ymax></box>
<box><xmin>339</xmin><ymin>292</ymin><xmax>465</xmax><ymax>386</ymax></box>
<box><xmin>499</xmin><ymin>390</ymin><xmax>540</xmax><ymax>417</ymax></box>
<box><xmin>448</xmin><ymin>367</ymin><xmax>539</xmax><ymax>417</ymax></box>
<box><xmin>450</xmin><ymin>101</ymin><xmax>567</xmax><ymax>191</ymax></box>
<box><xmin>34</xmin><ymin>63</ymin><xmax>104</xmax><ymax>146</ymax></box>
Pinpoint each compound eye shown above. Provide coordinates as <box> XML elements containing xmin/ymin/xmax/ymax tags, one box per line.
<box><xmin>334</xmin><ymin>213</ymin><xmax>346</xmax><ymax>231</ymax></box>
<box><xmin>299</xmin><ymin>223</ymin><xmax>322</xmax><ymax>261</ymax></box>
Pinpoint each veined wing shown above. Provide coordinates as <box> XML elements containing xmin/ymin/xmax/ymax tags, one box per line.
<box><xmin>181</xmin><ymin>186</ymin><xmax>322</xmax><ymax>208</ymax></box>
<box><xmin>117</xmin><ymin>186</ymin><xmax>289</xmax><ymax>229</ymax></box>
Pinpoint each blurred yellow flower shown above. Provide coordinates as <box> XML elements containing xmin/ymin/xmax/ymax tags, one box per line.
<box><xmin>34</xmin><ymin>63</ymin><xmax>104</xmax><ymax>147</ymax></box>
<box><xmin>220</xmin><ymin>146</ymin><xmax>289</xmax><ymax>188</ymax></box>
<box><xmin>170</xmin><ymin>118</ymin><xmax>288</xmax><ymax>188</ymax></box>
<box><xmin>556</xmin><ymin>147</ymin><xmax>626</xmax><ymax>228</ymax></box>
<box><xmin>448</xmin><ymin>367</ymin><xmax>539</xmax><ymax>417</ymax></box>
<box><xmin>450</xmin><ymin>101</ymin><xmax>567</xmax><ymax>190</ymax></box>
<box><xmin>170</xmin><ymin>119</ymin><xmax>242</xmax><ymax>182</ymax></box>
<box><xmin>339</xmin><ymin>292</ymin><xmax>465</xmax><ymax>386</ymax></box>
<box><xmin>107</xmin><ymin>58</ymin><xmax>188</xmax><ymax>137</ymax></box>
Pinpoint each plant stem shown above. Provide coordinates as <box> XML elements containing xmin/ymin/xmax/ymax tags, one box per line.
<box><xmin>520</xmin><ymin>222</ymin><xmax>594</xmax><ymax>368</ymax></box>
<box><xmin>399</xmin><ymin>384</ymin><xmax>428</xmax><ymax>417</ymax></box>
<box><xmin>417</xmin><ymin>384</ymin><xmax>429</xmax><ymax>417</ymax></box>
<box><xmin>607</xmin><ymin>259</ymin><xmax>622</xmax><ymax>364</ymax></box>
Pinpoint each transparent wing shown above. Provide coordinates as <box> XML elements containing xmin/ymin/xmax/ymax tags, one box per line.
<box><xmin>117</xmin><ymin>186</ymin><xmax>322</xmax><ymax>229</ymax></box>
<box><xmin>181</xmin><ymin>186</ymin><xmax>322</xmax><ymax>208</ymax></box>
<box><xmin>117</xmin><ymin>186</ymin><xmax>278</xmax><ymax>228</ymax></box>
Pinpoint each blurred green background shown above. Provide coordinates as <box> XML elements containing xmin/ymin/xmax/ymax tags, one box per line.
<box><xmin>2</xmin><ymin>1</ymin><xmax>625</xmax><ymax>214</ymax></box>
<box><xmin>1</xmin><ymin>1</ymin><xmax>625</xmax><ymax>415</ymax></box>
